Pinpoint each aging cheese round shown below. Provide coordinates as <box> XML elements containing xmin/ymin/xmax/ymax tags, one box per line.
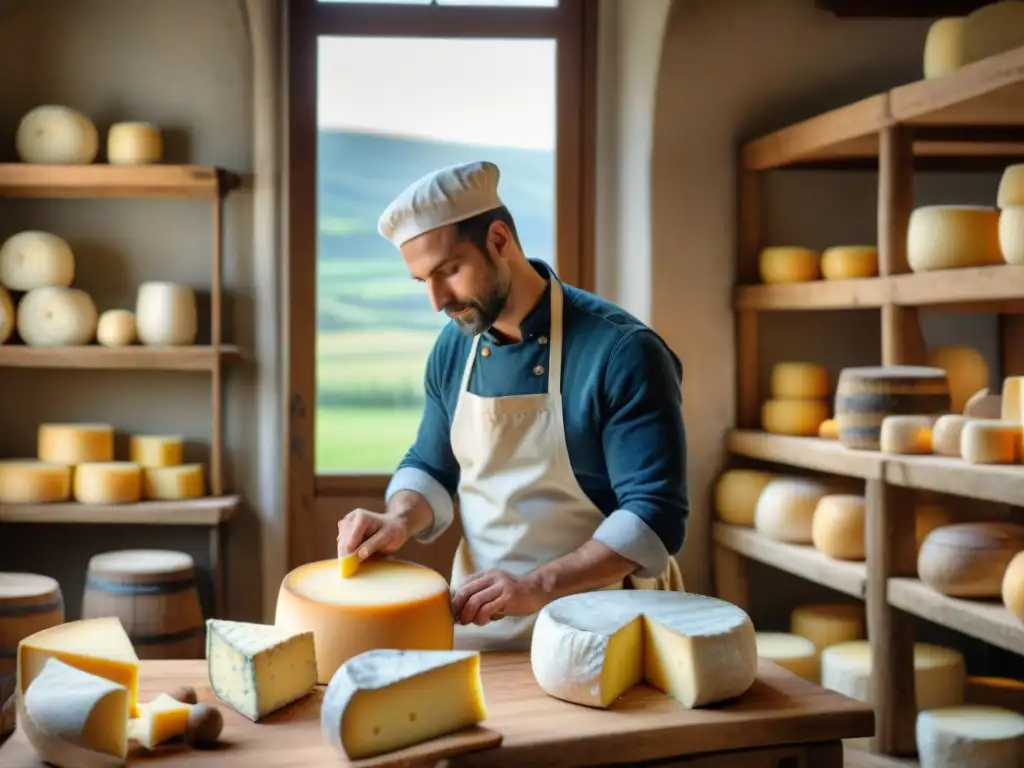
<box><xmin>38</xmin><ymin>423</ymin><xmax>114</xmax><ymax>465</ymax></box>
<box><xmin>15</xmin><ymin>105</ymin><xmax>99</xmax><ymax>165</ymax></box>
<box><xmin>275</xmin><ymin>558</ymin><xmax>455</xmax><ymax>684</ymax></box>
<box><xmin>761</xmin><ymin>399</ymin><xmax>828</xmax><ymax>437</ymax></box>
<box><xmin>755</xmin><ymin>632</ymin><xmax>818</xmax><ymax>682</ymax></box>
<box><xmin>918</xmin><ymin>522</ymin><xmax>1024</xmax><ymax>598</ymax></box>
<box><xmin>927</xmin><ymin>345</ymin><xmax>990</xmax><ymax>413</ymax></box>
<box><xmin>811</xmin><ymin>495</ymin><xmax>866</xmax><ymax>561</ymax></box>
<box><xmin>820</xmin><ymin>246</ymin><xmax>878</xmax><ymax>280</ymax></box>
<box><xmin>879</xmin><ymin>415</ymin><xmax>936</xmax><ymax>455</ymax></box>
<box><xmin>1002</xmin><ymin>551</ymin><xmax>1024</xmax><ymax>623</ymax></box>
<box><xmin>135</xmin><ymin>282</ymin><xmax>197</xmax><ymax>347</ymax></box>
<box><xmin>964</xmin><ymin>387</ymin><xmax>1003</xmax><ymax>419</ymax></box>
<box><xmin>998</xmin><ymin>164</ymin><xmax>1024</xmax><ymax>208</ymax></box>
<box><xmin>0</xmin><ymin>461</ymin><xmax>71</xmax><ymax>503</ymax></box>
<box><xmin>962</xmin><ymin>0</ymin><xmax>1024</xmax><ymax>67</ymax></box>
<box><xmin>916</xmin><ymin>705</ymin><xmax>1024</xmax><ymax>768</ymax></box>
<box><xmin>924</xmin><ymin>17</ymin><xmax>967</xmax><ymax>79</ymax></box>
<box><xmin>932</xmin><ymin>414</ymin><xmax>971</xmax><ymax>457</ymax></box>
<box><xmin>143</xmin><ymin>464</ymin><xmax>204</xmax><ymax>501</ymax></box>
<box><xmin>906</xmin><ymin>205</ymin><xmax>1003</xmax><ymax>272</ymax></box>
<box><xmin>790</xmin><ymin>603</ymin><xmax>865</xmax><ymax>652</ymax></box>
<box><xmin>106</xmin><ymin>122</ymin><xmax>163</xmax><ymax>165</ymax></box>
<box><xmin>770</xmin><ymin>362</ymin><xmax>830</xmax><ymax>399</ymax></box>
<box><xmin>17</xmin><ymin>287</ymin><xmax>98</xmax><ymax>347</ymax></box>
<box><xmin>96</xmin><ymin>309</ymin><xmax>136</xmax><ymax>348</ymax></box>
<box><xmin>999</xmin><ymin>207</ymin><xmax>1024</xmax><ymax>265</ymax></box>
<box><xmin>129</xmin><ymin>435</ymin><xmax>183</xmax><ymax>468</ymax></box>
<box><xmin>0</xmin><ymin>231</ymin><xmax>75</xmax><ymax>292</ymax></box>
<box><xmin>758</xmin><ymin>246</ymin><xmax>820</xmax><ymax>284</ymax></box>
<box><xmin>73</xmin><ymin>462</ymin><xmax>143</xmax><ymax>505</ymax></box>
<box><xmin>754</xmin><ymin>477</ymin><xmax>831</xmax><ymax>544</ymax></box>
<box><xmin>714</xmin><ymin>469</ymin><xmax>773</xmax><ymax>527</ymax></box>
<box><xmin>1003</xmin><ymin>376</ymin><xmax>1024</xmax><ymax>423</ymax></box>
<box><xmin>960</xmin><ymin>419</ymin><xmax>1022</xmax><ymax>464</ymax></box>
<box><xmin>834</xmin><ymin>366</ymin><xmax>950</xmax><ymax>451</ymax></box>
<box><xmin>0</xmin><ymin>286</ymin><xmax>12</xmax><ymax>344</ymax></box>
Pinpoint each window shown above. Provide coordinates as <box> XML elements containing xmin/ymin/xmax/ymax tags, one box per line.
<box><xmin>287</xmin><ymin>0</ymin><xmax>596</xmax><ymax>564</ymax></box>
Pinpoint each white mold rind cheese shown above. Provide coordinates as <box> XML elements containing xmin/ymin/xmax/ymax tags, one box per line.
<box><xmin>17</xmin><ymin>287</ymin><xmax>97</xmax><ymax>347</ymax></box>
<box><xmin>15</xmin><ymin>105</ymin><xmax>99</xmax><ymax>165</ymax></box>
<box><xmin>755</xmin><ymin>477</ymin><xmax>832</xmax><ymax>544</ymax></box>
<box><xmin>0</xmin><ymin>231</ymin><xmax>75</xmax><ymax>292</ymax></box>
<box><xmin>916</xmin><ymin>705</ymin><xmax>1024</xmax><ymax>768</ymax></box>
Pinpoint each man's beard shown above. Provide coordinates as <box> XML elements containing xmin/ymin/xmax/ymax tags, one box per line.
<box><xmin>444</xmin><ymin>259</ymin><xmax>509</xmax><ymax>337</ymax></box>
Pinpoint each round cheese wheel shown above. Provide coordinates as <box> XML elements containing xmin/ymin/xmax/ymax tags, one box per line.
<box><xmin>880</xmin><ymin>415</ymin><xmax>936</xmax><ymax>455</ymax></box>
<box><xmin>761</xmin><ymin>399</ymin><xmax>829</xmax><ymax>437</ymax></box>
<box><xmin>16</xmin><ymin>287</ymin><xmax>97</xmax><ymax>347</ymax></box>
<box><xmin>96</xmin><ymin>309</ymin><xmax>136</xmax><ymax>347</ymax></box>
<box><xmin>962</xmin><ymin>0</ymin><xmax>1024</xmax><ymax>66</ymax></box>
<box><xmin>917</xmin><ymin>705</ymin><xmax>1024</xmax><ymax>768</ymax></box>
<box><xmin>820</xmin><ymin>246</ymin><xmax>878</xmax><ymax>280</ymax></box>
<box><xmin>1001</xmin><ymin>551</ymin><xmax>1024</xmax><ymax>623</ymax></box>
<box><xmin>758</xmin><ymin>246</ymin><xmax>820</xmax><ymax>284</ymax></box>
<box><xmin>960</xmin><ymin>419</ymin><xmax>1022</xmax><ymax>465</ymax></box>
<box><xmin>818</xmin><ymin>418</ymin><xmax>838</xmax><ymax>439</ymax></box>
<box><xmin>714</xmin><ymin>469</ymin><xmax>773</xmax><ymax>527</ymax></box>
<box><xmin>754</xmin><ymin>477</ymin><xmax>831</xmax><ymax>543</ymax></box>
<box><xmin>755</xmin><ymin>632</ymin><xmax>818</xmax><ymax>682</ymax></box>
<box><xmin>72</xmin><ymin>462</ymin><xmax>142</xmax><ymax>505</ymax></box>
<box><xmin>999</xmin><ymin>207</ymin><xmax>1024</xmax><ymax>265</ymax></box>
<box><xmin>932</xmin><ymin>415</ymin><xmax>971</xmax><ymax>457</ymax></box>
<box><xmin>812</xmin><ymin>495</ymin><xmax>866</xmax><ymax>561</ymax></box>
<box><xmin>38</xmin><ymin>424</ymin><xmax>114</xmax><ymax>465</ymax></box>
<box><xmin>15</xmin><ymin>105</ymin><xmax>99</xmax><ymax>165</ymax></box>
<box><xmin>0</xmin><ymin>286</ymin><xmax>12</xmax><ymax>344</ymax></box>
<box><xmin>0</xmin><ymin>231</ymin><xmax>75</xmax><ymax>291</ymax></box>
<box><xmin>142</xmin><ymin>464</ymin><xmax>205</xmax><ymax>501</ymax></box>
<box><xmin>918</xmin><ymin>522</ymin><xmax>1024</xmax><ymax>598</ymax></box>
<box><xmin>790</xmin><ymin>603</ymin><xmax>865</xmax><ymax>652</ymax></box>
<box><xmin>0</xmin><ymin>460</ymin><xmax>71</xmax><ymax>503</ymax></box>
<box><xmin>135</xmin><ymin>282</ymin><xmax>197</xmax><ymax>346</ymax></box>
<box><xmin>907</xmin><ymin>205</ymin><xmax>1003</xmax><ymax>272</ymax></box>
<box><xmin>106</xmin><ymin>122</ymin><xmax>163</xmax><ymax>165</ymax></box>
<box><xmin>998</xmin><ymin>164</ymin><xmax>1024</xmax><ymax>208</ymax></box>
<box><xmin>926</xmin><ymin>345</ymin><xmax>990</xmax><ymax>414</ymax></box>
<box><xmin>924</xmin><ymin>17</ymin><xmax>967</xmax><ymax>79</ymax></box>
<box><xmin>770</xmin><ymin>362</ymin><xmax>830</xmax><ymax>399</ymax></box>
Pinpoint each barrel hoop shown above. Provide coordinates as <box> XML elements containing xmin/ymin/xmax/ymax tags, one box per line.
<box><xmin>86</xmin><ymin>576</ymin><xmax>195</xmax><ymax>596</ymax></box>
<box><xmin>131</xmin><ymin>625</ymin><xmax>205</xmax><ymax>646</ymax></box>
<box><xmin>835</xmin><ymin>393</ymin><xmax>950</xmax><ymax>414</ymax></box>
<box><xmin>0</xmin><ymin>597</ymin><xmax>64</xmax><ymax>619</ymax></box>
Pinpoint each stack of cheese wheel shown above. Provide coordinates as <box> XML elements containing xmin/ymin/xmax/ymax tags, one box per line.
<box><xmin>907</xmin><ymin>204</ymin><xmax>1002</xmax><ymax>273</ymax></box>
<box><xmin>918</xmin><ymin>523</ymin><xmax>1024</xmax><ymax>599</ymax></box>
<box><xmin>32</xmin><ymin>423</ymin><xmax>143</xmax><ymax>505</ymax></box>
<box><xmin>998</xmin><ymin>164</ymin><xmax>1024</xmax><ymax>265</ymax></box>
<box><xmin>758</xmin><ymin>246</ymin><xmax>819</xmax><ymax>284</ymax></box>
<box><xmin>762</xmin><ymin>362</ymin><xmax>830</xmax><ymax>437</ymax></box>
<box><xmin>130</xmin><ymin>434</ymin><xmax>205</xmax><ymax>501</ymax></box>
<box><xmin>819</xmin><ymin>245</ymin><xmax>878</xmax><ymax>280</ymax></box>
<box><xmin>811</xmin><ymin>494</ymin><xmax>866</xmax><ymax>561</ymax></box>
<box><xmin>834</xmin><ymin>366</ymin><xmax>950</xmax><ymax>451</ymax></box>
<box><xmin>713</xmin><ymin>468</ymin><xmax>774</xmax><ymax>527</ymax></box>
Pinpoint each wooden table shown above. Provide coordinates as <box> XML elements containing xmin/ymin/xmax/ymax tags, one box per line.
<box><xmin>0</xmin><ymin>653</ymin><xmax>874</xmax><ymax>767</ymax></box>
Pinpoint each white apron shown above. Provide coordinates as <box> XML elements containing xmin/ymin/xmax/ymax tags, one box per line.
<box><xmin>448</xmin><ymin>278</ymin><xmax>613</xmax><ymax>651</ymax></box>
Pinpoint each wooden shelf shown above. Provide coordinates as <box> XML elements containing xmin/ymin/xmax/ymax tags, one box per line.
<box><xmin>888</xmin><ymin>578</ymin><xmax>1024</xmax><ymax>656</ymax></box>
<box><xmin>0</xmin><ymin>164</ymin><xmax>241</xmax><ymax>200</ymax></box>
<box><xmin>0</xmin><ymin>344</ymin><xmax>246</xmax><ymax>371</ymax></box>
<box><xmin>726</xmin><ymin>430</ymin><xmax>884</xmax><ymax>478</ymax></box>
<box><xmin>0</xmin><ymin>496</ymin><xmax>239</xmax><ymax>526</ymax></box>
<box><xmin>735</xmin><ymin>278</ymin><xmax>888</xmax><ymax>311</ymax></box>
<box><xmin>713</xmin><ymin>523</ymin><xmax>867</xmax><ymax>598</ymax></box>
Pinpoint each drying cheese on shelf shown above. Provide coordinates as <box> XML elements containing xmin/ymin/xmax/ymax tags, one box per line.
<box><xmin>790</xmin><ymin>603</ymin><xmax>865</xmax><ymax>652</ymax></box>
<box><xmin>761</xmin><ymin>399</ymin><xmax>828</xmax><ymax>437</ymax></box>
<box><xmin>15</xmin><ymin>105</ymin><xmax>99</xmax><ymax>165</ymax></box>
<box><xmin>924</xmin><ymin>17</ymin><xmax>967</xmax><ymax>79</ymax></box>
<box><xmin>530</xmin><ymin>591</ymin><xmax>757</xmax><ymax>709</ymax></box>
<box><xmin>0</xmin><ymin>231</ymin><xmax>75</xmax><ymax>292</ymax></box>
<box><xmin>1002</xmin><ymin>551</ymin><xmax>1024</xmax><ymax>623</ymax></box>
<box><xmin>38</xmin><ymin>423</ymin><xmax>114</xmax><ymax>465</ymax></box>
<box><xmin>73</xmin><ymin>463</ymin><xmax>142</xmax><ymax>505</ymax></box>
<box><xmin>755</xmin><ymin>632</ymin><xmax>818</xmax><ymax>682</ymax></box>
<box><xmin>274</xmin><ymin>558</ymin><xmax>454</xmax><ymax>684</ymax></box>
<box><xmin>770</xmin><ymin>362</ymin><xmax>830</xmax><ymax>399</ymax></box>
<box><xmin>714</xmin><ymin>469</ymin><xmax>773</xmax><ymax>527</ymax></box>
<box><xmin>960</xmin><ymin>419</ymin><xmax>1022</xmax><ymax>464</ymax></box>
<box><xmin>917</xmin><ymin>705</ymin><xmax>1024</xmax><ymax>768</ymax></box>
<box><xmin>19</xmin><ymin>657</ymin><xmax>128</xmax><ymax>768</ymax></box>
<box><xmin>811</xmin><ymin>495</ymin><xmax>866</xmax><ymax>561</ymax></box>
<box><xmin>17</xmin><ymin>287</ymin><xmax>98</xmax><ymax>347</ymax></box>
<box><xmin>128</xmin><ymin>435</ymin><xmax>183</xmax><ymax>468</ymax></box>
<box><xmin>821</xmin><ymin>640</ymin><xmax>965</xmax><ymax>711</ymax></box>
<box><xmin>17</xmin><ymin>616</ymin><xmax>140</xmax><ymax>717</ymax></box>
<box><xmin>918</xmin><ymin>522</ymin><xmax>1024</xmax><ymax>598</ymax></box>
<box><xmin>0</xmin><ymin>286</ymin><xmax>12</xmax><ymax>344</ymax></box>
<box><xmin>134</xmin><ymin>282</ymin><xmax>198</xmax><ymax>347</ymax></box>
<box><xmin>962</xmin><ymin>0</ymin><xmax>1024</xmax><ymax>66</ymax></box>
<box><xmin>758</xmin><ymin>246</ymin><xmax>820</xmax><ymax>284</ymax></box>
<box><xmin>206</xmin><ymin>619</ymin><xmax>317</xmax><ymax>722</ymax></box>
<box><xmin>321</xmin><ymin>650</ymin><xmax>487</xmax><ymax>761</ymax></box>
<box><xmin>932</xmin><ymin>414</ymin><xmax>971</xmax><ymax>457</ymax></box>
<box><xmin>754</xmin><ymin>477</ymin><xmax>832</xmax><ymax>544</ymax></box>
<box><xmin>1002</xmin><ymin>376</ymin><xmax>1024</xmax><ymax>423</ymax></box>
<box><xmin>142</xmin><ymin>464</ymin><xmax>204</xmax><ymax>501</ymax></box>
<box><xmin>880</xmin><ymin>415</ymin><xmax>935</xmax><ymax>455</ymax></box>
<box><xmin>998</xmin><ymin>164</ymin><xmax>1024</xmax><ymax>208</ymax></box>
<box><xmin>0</xmin><ymin>460</ymin><xmax>71</xmax><ymax>503</ymax></box>
<box><xmin>95</xmin><ymin>310</ymin><xmax>136</xmax><ymax>348</ymax></box>
<box><xmin>106</xmin><ymin>122</ymin><xmax>163</xmax><ymax>166</ymax></box>
<box><xmin>999</xmin><ymin>207</ymin><xmax>1024</xmax><ymax>265</ymax></box>
<box><xmin>906</xmin><ymin>205</ymin><xmax>1003</xmax><ymax>272</ymax></box>
<box><xmin>819</xmin><ymin>418</ymin><xmax>838</xmax><ymax>439</ymax></box>
<box><xmin>820</xmin><ymin>245</ymin><xmax>878</xmax><ymax>280</ymax></box>
<box><xmin>130</xmin><ymin>693</ymin><xmax>191</xmax><ymax>750</ymax></box>
<box><xmin>927</xmin><ymin>345</ymin><xmax>990</xmax><ymax>413</ymax></box>
<box><xmin>964</xmin><ymin>387</ymin><xmax>1002</xmax><ymax>419</ymax></box>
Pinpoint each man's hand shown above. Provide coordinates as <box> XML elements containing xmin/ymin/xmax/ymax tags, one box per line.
<box><xmin>336</xmin><ymin>508</ymin><xmax>411</xmax><ymax>560</ymax></box>
<box><xmin>451</xmin><ymin>570</ymin><xmax>547</xmax><ymax>626</ymax></box>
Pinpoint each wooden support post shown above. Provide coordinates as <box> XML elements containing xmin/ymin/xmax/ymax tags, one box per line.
<box><xmin>713</xmin><ymin>544</ymin><xmax>750</xmax><ymax>611</ymax></box>
<box><xmin>736</xmin><ymin>168</ymin><xmax>762</xmax><ymax>428</ymax></box>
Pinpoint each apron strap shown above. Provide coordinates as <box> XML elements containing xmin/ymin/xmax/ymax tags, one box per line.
<box><xmin>460</xmin><ymin>334</ymin><xmax>481</xmax><ymax>393</ymax></box>
<box><xmin>547</xmin><ymin>278</ymin><xmax>564</xmax><ymax>396</ymax></box>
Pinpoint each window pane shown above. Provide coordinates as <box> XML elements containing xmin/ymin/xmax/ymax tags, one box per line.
<box><xmin>315</xmin><ymin>36</ymin><xmax>557</xmax><ymax>474</ymax></box>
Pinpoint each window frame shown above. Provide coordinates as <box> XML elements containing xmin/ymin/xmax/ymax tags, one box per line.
<box><xmin>285</xmin><ymin>0</ymin><xmax>597</xmax><ymax>566</ymax></box>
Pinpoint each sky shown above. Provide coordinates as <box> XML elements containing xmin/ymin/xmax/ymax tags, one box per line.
<box><xmin>316</xmin><ymin>35</ymin><xmax>557</xmax><ymax>150</ymax></box>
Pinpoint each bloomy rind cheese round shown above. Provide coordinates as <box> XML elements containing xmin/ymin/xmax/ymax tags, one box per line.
<box><xmin>17</xmin><ymin>287</ymin><xmax>98</xmax><ymax>347</ymax></box>
<box><xmin>999</xmin><ymin>207</ymin><xmax>1024</xmax><ymax>265</ymax></box>
<box><xmin>0</xmin><ymin>231</ymin><xmax>75</xmax><ymax>292</ymax></box>
<box><xmin>879</xmin><ymin>415</ymin><xmax>936</xmax><ymax>455</ymax></box>
<box><xmin>714</xmin><ymin>469</ymin><xmax>773</xmax><ymax>527</ymax></box>
<box><xmin>106</xmin><ymin>122</ymin><xmax>163</xmax><ymax>166</ymax></box>
<box><xmin>0</xmin><ymin>461</ymin><xmax>71</xmax><ymax>503</ymax></box>
<box><xmin>919</xmin><ymin>522</ymin><xmax>1024</xmax><ymax>598</ymax></box>
<box><xmin>906</xmin><ymin>205</ymin><xmax>1002</xmax><ymax>273</ymax></box>
<box><xmin>998</xmin><ymin>164</ymin><xmax>1024</xmax><ymax>208</ymax></box>
<box><xmin>755</xmin><ymin>632</ymin><xmax>818</xmax><ymax>682</ymax></box>
<box><xmin>1001</xmin><ymin>551</ymin><xmax>1024</xmax><ymax>623</ymax></box>
<box><xmin>758</xmin><ymin>247</ymin><xmax>820</xmax><ymax>284</ymax></box>
<box><xmin>811</xmin><ymin>495</ymin><xmax>866</xmax><ymax>561</ymax></box>
<box><xmin>770</xmin><ymin>362</ymin><xmax>830</xmax><ymax>399</ymax></box>
<box><xmin>916</xmin><ymin>705</ymin><xmax>1024</xmax><ymax>768</ymax></box>
<box><xmin>38</xmin><ymin>423</ymin><xmax>114</xmax><ymax>465</ymax></box>
<box><xmin>790</xmin><ymin>603</ymin><xmax>865</xmax><ymax>652</ymax></box>
<box><xmin>15</xmin><ymin>105</ymin><xmax>99</xmax><ymax>165</ymax></box>
<box><xmin>923</xmin><ymin>17</ymin><xmax>967</xmax><ymax>79</ymax></box>
<box><xmin>73</xmin><ymin>462</ymin><xmax>142</xmax><ymax>505</ymax></box>
<box><xmin>820</xmin><ymin>246</ymin><xmax>878</xmax><ymax>280</ymax></box>
<box><xmin>960</xmin><ymin>419</ymin><xmax>1022</xmax><ymax>465</ymax></box>
<box><xmin>761</xmin><ymin>399</ymin><xmax>828</xmax><ymax>437</ymax></box>
<box><xmin>755</xmin><ymin>478</ymin><xmax>832</xmax><ymax>544</ymax></box>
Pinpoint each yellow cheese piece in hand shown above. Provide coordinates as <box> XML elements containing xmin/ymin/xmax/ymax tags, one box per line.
<box><xmin>339</xmin><ymin>553</ymin><xmax>361</xmax><ymax>578</ymax></box>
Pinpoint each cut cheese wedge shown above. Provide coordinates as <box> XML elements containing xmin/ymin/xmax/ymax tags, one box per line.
<box><xmin>339</xmin><ymin>554</ymin><xmax>360</xmax><ymax>578</ymax></box>
<box><xmin>321</xmin><ymin>649</ymin><xmax>487</xmax><ymax>761</ymax></box>
<box><xmin>17</xmin><ymin>616</ymin><xmax>139</xmax><ymax>718</ymax></box>
<box><xmin>19</xmin><ymin>657</ymin><xmax>128</xmax><ymax>768</ymax></box>
<box><xmin>130</xmin><ymin>693</ymin><xmax>191</xmax><ymax>749</ymax></box>
<box><xmin>530</xmin><ymin>591</ymin><xmax>757</xmax><ymax>709</ymax></box>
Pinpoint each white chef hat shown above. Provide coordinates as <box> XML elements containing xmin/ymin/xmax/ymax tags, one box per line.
<box><xmin>377</xmin><ymin>160</ymin><xmax>503</xmax><ymax>248</ymax></box>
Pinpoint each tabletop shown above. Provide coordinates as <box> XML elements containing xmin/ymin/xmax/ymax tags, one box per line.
<box><xmin>0</xmin><ymin>652</ymin><xmax>874</xmax><ymax>767</ymax></box>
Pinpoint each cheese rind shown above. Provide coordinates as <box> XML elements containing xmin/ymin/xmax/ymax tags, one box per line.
<box><xmin>714</xmin><ymin>469</ymin><xmax>773</xmax><ymax>527</ymax></box>
<box><xmin>811</xmin><ymin>495</ymin><xmax>866</xmax><ymax>561</ymax></box>
<box><xmin>321</xmin><ymin>649</ymin><xmax>487</xmax><ymax>760</ymax></box>
<box><xmin>919</xmin><ymin>522</ymin><xmax>1024</xmax><ymax>598</ymax></box>
<box><xmin>0</xmin><ymin>231</ymin><xmax>75</xmax><ymax>292</ymax></box>
<box><xmin>820</xmin><ymin>245</ymin><xmax>878</xmax><ymax>280</ymax></box>
<box><xmin>17</xmin><ymin>287</ymin><xmax>98</xmax><ymax>347</ymax></box>
<box><xmin>106</xmin><ymin>122</ymin><xmax>163</xmax><ymax>166</ymax></box>
<box><xmin>907</xmin><ymin>205</ymin><xmax>1002</xmax><ymax>272</ymax></box>
<box><xmin>38</xmin><ymin>424</ymin><xmax>114</xmax><ymax>465</ymax></box>
<box><xmin>960</xmin><ymin>419</ymin><xmax>1022</xmax><ymax>465</ymax></box>
<box><xmin>0</xmin><ymin>460</ymin><xmax>71</xmax><ymax>503</ymax></box>
<box><xmin>762</xmin><ymin>399</ymin><xmax>828</xmax><ymax>437</ymax></box>
<box><xmin>129</xmin><ymin>435</ymin><xmax>184</xmax><ymax>468</ymax></box>
<box><xmin>924</xmin><ymin>17</ymin><xmax>967</xmax><ymax>79</ymax></box>
<box><xmin>755</xmin><ymin>632</ymin><xmax>818</xmax><ymax>682</ymax></box>
<box><xmin>73</xmin><ymin>463</ymin><xmax>142</xmax><ymax>505</ymax></box>
<box><xmin>770</xmin><ymin>363</ymin><xmax>830</xmax><ymax>399</ymax></box>
<box><xmin>790</xmin><ymin>603</ymin><xmax>865</xmax><ymax>652</ymax></box>
<box><xmin>142</xmin><ymin>464</ymin><xmax>204</xmax><ymax>501</ymax></box>
<box><xmin>206</xmin><ymin>618</ymin><xmax>318</xmax><ymax>722</ymax></box>
<box><xmin>999</xmin><ymin>206</ymin><xmax>1024</xmax><ymax>265</ymax></box>
<box><xmin>530</xmin><ymin>591</ymin><xmax>757</xmax><ymax>710</ymax></box>
<box><xmin>916</xmin><ymin>705</ymin><xmax>1024</xmax><ymax>768</ymax></box>
<box><xmin>135</xmin><ymin>282</ymin><xmax>198</xmax><ymax>347</ymax></box>
<box><xmin>758</xmin><ymin>246</ymin><xmax>820</xmax><ymax>284</ymax></box>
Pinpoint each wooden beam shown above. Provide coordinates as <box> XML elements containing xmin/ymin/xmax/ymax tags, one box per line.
<box><xmin>815</xmin><ymin>0</ymin><xmax>991</xmax><ymax>17</ymax></box>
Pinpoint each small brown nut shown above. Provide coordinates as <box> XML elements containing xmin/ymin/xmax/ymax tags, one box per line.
<box><xmin>185</xmin><ymin>703</ymin><xmax>223</xmax><ymax>748</ymax></box>
<box><xmin>168</xmin><ymin>685</ymin><xmax>198</xmax><ymax>705</ymax></box>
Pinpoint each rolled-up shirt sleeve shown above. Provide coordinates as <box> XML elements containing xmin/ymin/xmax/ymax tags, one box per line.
<box><xmin>592</xmin><ymin>328</ymin><xmax>688</xmax><ymax>578</ymax></box>
<box><xmin>385</xmin><ymin>340</ymin><xmax>461</xmax><ymax>544</ymax></box>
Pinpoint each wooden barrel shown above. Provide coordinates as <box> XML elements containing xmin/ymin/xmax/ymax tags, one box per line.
<box><xmin>834</xmin><ymin>365</ymin><xmax>950</xmax><ymax>451</ymax></box>
<box><xmin>0</xmin><ymin>572</ymin><xmax>65</xmax><ymax>677</ymax></box>
<box><xmin>81</xmin><ymin>549</ymin><xmax>205</xmax><ymax>659</ymax></box>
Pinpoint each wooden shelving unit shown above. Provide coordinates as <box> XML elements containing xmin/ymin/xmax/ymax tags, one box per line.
<box><xmin>0</xmin><ymin>162</ymin><xmax>244</xmax><ymax>617</ymax></box>
<box><xmin>718</xmin><ymin>44</ymin><xmax>1024</xmax><ymax>760</ymax></box>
